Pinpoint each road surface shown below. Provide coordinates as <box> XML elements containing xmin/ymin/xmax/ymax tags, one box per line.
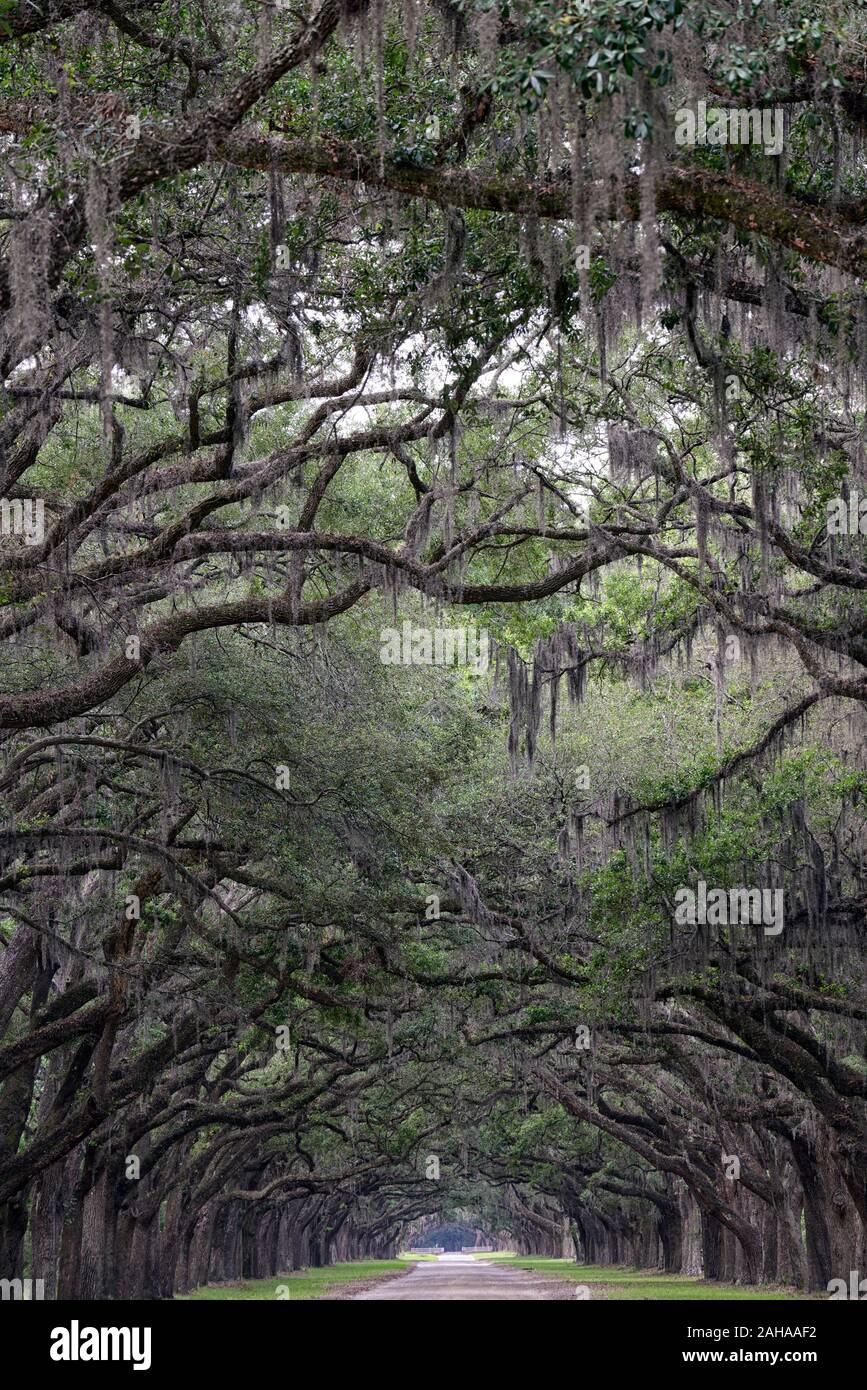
<box><xmin>351</xmin><ymin>1252</ymin><xmax>571</xmax><ymax>1300</ymax></box>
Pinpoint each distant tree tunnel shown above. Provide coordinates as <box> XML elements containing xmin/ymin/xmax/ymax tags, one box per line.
<box><xmin>415</xmin><ymin>1224</ymin><xmax>486</xmax><ymax>1253</ymax></box>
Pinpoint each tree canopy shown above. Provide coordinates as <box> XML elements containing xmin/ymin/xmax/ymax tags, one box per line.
<box><xmin>0</xmin><ymin>0</ymin><xmax>864</xmax><ymax>1299</ymax></box>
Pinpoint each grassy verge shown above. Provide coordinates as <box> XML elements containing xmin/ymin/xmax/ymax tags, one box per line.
<box><xmin>474</xmin><ymin>1257</ymin><xmax>811</xmax><ymax>1300</ymax></box>
<box><xmin>178</xmin><ymin>1259</ymin><xmax>408</xmax><ymax>1301</ymax></box>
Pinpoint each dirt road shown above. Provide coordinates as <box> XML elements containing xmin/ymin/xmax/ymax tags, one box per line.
<box><xmin>350</xmin><ymin>1252</ymin><xmax>572</xmax><ymax>1300</ymax></box>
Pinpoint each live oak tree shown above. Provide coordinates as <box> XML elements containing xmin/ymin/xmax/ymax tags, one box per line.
<box><xmin>0</xmin><ymin>0</ymin><xmax>864</xmax><ymax>1297</ymax></box>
